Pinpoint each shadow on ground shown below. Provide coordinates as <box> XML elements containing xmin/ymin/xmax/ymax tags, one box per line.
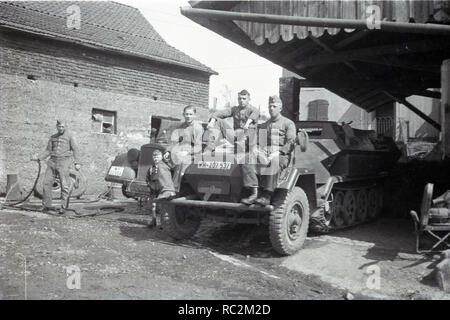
<box><xmin>117</xmin><ymin>220</ymin><xmax>278</xmax><ymax>258</ymax></box>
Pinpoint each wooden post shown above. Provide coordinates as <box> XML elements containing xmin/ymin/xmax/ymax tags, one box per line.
<box><xmin>442</xmin><ymin>59</ymin><xmax>450</xmax><ymax>158</ymax></box>
<box><xmin>279</xmin><ymin>76</ymin><xmax>300</xmax><ymax>122</ymax></box>
<box><xmin>6</xmin><ymin>173</ymin><xmax>21</xmax><ymax>201</ymax></box>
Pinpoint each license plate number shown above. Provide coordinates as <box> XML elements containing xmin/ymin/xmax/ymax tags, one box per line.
<box><xmin>197</xmin><ymin>161</ymin><xmax>232</xmax><ymax>170</ymax></box>
<box><xmin>109</xmin><ymin>166</ymin><xmax>124</xmax><ymax>176</ymax></box>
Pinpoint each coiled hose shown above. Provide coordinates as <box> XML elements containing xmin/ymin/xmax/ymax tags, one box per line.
<box><xmin>1</xmin><ymin>160</ymin><xmax>124</xmax><ymax>217</ymax></box>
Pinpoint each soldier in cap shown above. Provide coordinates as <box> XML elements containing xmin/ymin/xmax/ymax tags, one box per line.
<box><xmin>241</xmin><ymin>95</ymin><xmax>296</xmax><ymax>206</ymax></box>
<box><xmin>31</xmin><ymin>120</ymin><xmax>81</xmax><ymax>214</ymax></box>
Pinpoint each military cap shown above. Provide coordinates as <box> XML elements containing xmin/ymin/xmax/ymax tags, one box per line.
<box><xmin>238</xmin><ymin>89</ymin><xmax>250</xmax><ymax>96</ymax></box>
<box><xmin>268</xmin><ymin>95</ymin><xmax>282</xmax><ymax>106</ymax></box>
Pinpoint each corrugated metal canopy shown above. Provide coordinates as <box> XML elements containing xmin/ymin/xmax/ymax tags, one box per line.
<box><xmin>184</xmin><ymin>1</ymin><xmax>450</xmax><ymax>116</ymax></box>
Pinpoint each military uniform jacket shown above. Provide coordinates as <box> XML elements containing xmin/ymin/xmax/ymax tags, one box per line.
<box><xmin>168</xmin><ymin>120</ymin><xmax>204</xmax><ymax>155</ymax></box>
<box><xmin>40</xmin><ymin>131</ymin><xmax>79</xmax><ymax>163</ymax></box>
<box><xmin>258</xmin><ymin>115</ymin><xmax>296</xmax><ymax>155</ymax></box>
<box><xmin>212</xmin><ymin>105</ymin><xmax>260</xmax><ymax>130</ymax></box>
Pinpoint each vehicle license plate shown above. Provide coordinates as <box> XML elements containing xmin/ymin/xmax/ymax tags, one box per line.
<box><xmin>109</xmin><ymin>166</ymin><xmax>124</xmax><ymax>176</ymax></box>
<box><xmin>198</xmin><ymin>181</ymin><xmax>230</xmax><ymax>194</ymax></box>
<box><xmin>197</xmin><ymin>161</ymin><xmax>232</xmax><ymax>170</ymax></box>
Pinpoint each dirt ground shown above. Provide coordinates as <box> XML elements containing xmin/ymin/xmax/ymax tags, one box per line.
<box><xmin>0</xmin><ymin>198</ymin><xmax>448</xmax><ymax>300</ymax></box>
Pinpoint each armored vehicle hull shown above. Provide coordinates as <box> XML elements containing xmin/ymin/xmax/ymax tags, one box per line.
<box><xmin>105</xmin><ymin>121</ymin><xmax>400</xmax><ymax>255</ymax></box>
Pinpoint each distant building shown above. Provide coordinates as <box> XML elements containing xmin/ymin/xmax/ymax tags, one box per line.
<box><xmin>0</xmin><ymin>1</ymin><xmax>216</xmax><ymax>195</ymax></box>
<box><xmin>306</xmin><ymin>99</ymin><xmax>328</xmax><ymax>121</ymax></box>
<box><xmin>283</xmin><ymin>69</ymin><xmax>440</xmax><ymax>139</ymax></box>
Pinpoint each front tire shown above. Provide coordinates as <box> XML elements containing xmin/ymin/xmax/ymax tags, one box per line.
<box><xmin>161</xmin><ymin>204</ymin><xmax>201</xmax><ymax>240</ymax></box>
<box><xmin>269</xmin><ymin>187</ymin><xmax>310</xmax><ymax>256</ymax></box>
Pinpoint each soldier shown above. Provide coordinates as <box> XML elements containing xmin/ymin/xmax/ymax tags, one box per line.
<box><xmin>208</xmin><ymin>89</ymin><xmax>259</xmax><ymax>129</ymax></box>
<box><xmin>150</xmin><ymin>105</ymin><xmax>204</xmax><ymax>200</ymax></box>
<box><xmin>207</xmin><ymin>89</ymin><xmax>260</xmax><ymax>200</ymax></box>
<box><xmin>31</xmin><ymin>120</ymin><xmax>81</xmax><ymax>214</ymax></box>
<box><xmin>241</xmin><ymin>95</ymin><xmax>296</xmax><ymax>206</ymax></box>
<box><xmin>207</xmin><ymin>89</ymin><xmax>259</xmax><ymax>145</ymax></box>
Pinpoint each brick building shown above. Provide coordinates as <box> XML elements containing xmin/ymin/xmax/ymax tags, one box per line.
<box><xmin>0</xmin><ymin>1</ymin><xmax>216</xmax><ymax>196</ymax></box>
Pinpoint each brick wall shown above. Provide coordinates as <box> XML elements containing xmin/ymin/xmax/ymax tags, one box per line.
<box><xmin>0</xmin><ymin>30</ymin><xmax>210</xmax><ymax>109</ymax></box>
<box><xmin>0</xmin><ymin>30</ymin><xmax>211</xmax><ymax>196</ymax></box>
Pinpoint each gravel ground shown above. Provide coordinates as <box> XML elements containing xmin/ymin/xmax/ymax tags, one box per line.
<box><xmin>0</xmin><ymin>200</ymin><xmax>344</xmax><ymax>300</ymax></box>
<box><xmin>2</xmin><ymin>198</ymin><xmax>446</xmax><ymax>300</ymax></box>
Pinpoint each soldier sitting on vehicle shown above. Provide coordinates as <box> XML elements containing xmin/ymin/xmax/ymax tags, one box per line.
<box><xmin>206</xmin><ymin>89</ymin><xmax>260</xmax><ymax>200</ymax></box>
<box><xmin>148</xmin><ymin>105</ymin><xmax>204</xmax><ymax>200</ymax></box>
<box><xmin>206</xmin><ymin>89</ymin><xmax>259</xmax><ymax>149</ymax></box>
<box><xmin>241</xmin><ymin>95</ymin><xmax>296</xmax><ymax>206</ymax></box>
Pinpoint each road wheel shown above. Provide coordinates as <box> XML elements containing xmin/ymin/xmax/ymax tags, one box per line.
<box><xmin>356</xmin><ymin>189</ymin><xmax>368</xmax><ymax>222</ymax></box>
<box><xmin>34</xmin><ymin>170</ymin><xmax>87</xmax><ymax>200</ymax></box>
<box><xmin>376</xmin><ymin>187</ymin><xmax>384</xmax><ymax>216</ymax></box>
<box><xmin>269</xmin><ymin>187</ymin><xmax>310</xmax><ymax>256</ymax></box>
<box><xmin>368</xmin><ymin>188</ymin><xmax>381</xmax><ymax>219</ymax></box>
<box><xmin>331</xmin><ymin>191</ymin><xmax>345</xmax><ymax>227</ymax></box>
<box><xmin>342</xmin><ymin>190</ymin><xmax>356</xmax><ymax>225</ymax></box>
<box><xmin>161</xmin><ymin>204</ymin><xmax>201</xmax><ymax>240</ymax></box>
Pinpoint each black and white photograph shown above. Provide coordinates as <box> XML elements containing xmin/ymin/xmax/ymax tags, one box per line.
<box><xmin>1</xmin><ymin>0</ymin><xmax>450</xmax><ymax>303</ymax></box>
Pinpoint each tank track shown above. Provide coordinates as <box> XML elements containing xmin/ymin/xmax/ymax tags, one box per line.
<box><xmin>310</xmin><ymin>182</ymin><xmax>384</xmax><ymax>233</ymax></box>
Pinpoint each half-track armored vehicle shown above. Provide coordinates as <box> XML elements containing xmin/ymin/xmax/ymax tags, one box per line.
<box><xmin>105</xmin><ymin>120</ymin><xmax>400</xmax><ymax>255</ymax></box>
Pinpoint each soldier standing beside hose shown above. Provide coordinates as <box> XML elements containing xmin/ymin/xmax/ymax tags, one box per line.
<box><xmin>31</xmin><ymin>120</ymin><xmax>81</xmax><ymax>214</ymax></box>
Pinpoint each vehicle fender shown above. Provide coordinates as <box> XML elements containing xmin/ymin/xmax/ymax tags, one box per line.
<box><xmin>105</xmin><ymin>153</ymin><xmax>136</xmax><ymax>183</ymax></box>
<box><xmin>277</xmin><ymin>167</ymin><xmax>300</xmax><ymax>190</ymax></box>
<box><xmin>277</xmin><ymin>167</ymin><xmax>317</xmax><ymax>210</ymax></box>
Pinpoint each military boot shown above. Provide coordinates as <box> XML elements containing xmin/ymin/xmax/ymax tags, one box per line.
<box><xmin>241</xmin><ymin>187</ymin><xmax>258</xmax><ymax>205</ymax></box>
<box><xmin>255</xmin><ymin>191</ymin><xmax>273</xmax><ymax>207</ymax></box>
<box><xmin>156</xmin><ymin>190</ymin><xmax>176</xmax><ymax>201</ymax></box>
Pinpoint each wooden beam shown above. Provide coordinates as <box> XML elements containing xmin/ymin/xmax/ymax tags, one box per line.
<box><xmin>265</xmin><ymin>38</ymin><xmax>296</xmax><ymax>54</ymax></box>
<box><xmin>308</xmin><ymin>36</ymin><xmax>373</xmax><ymax>81</ymax></box>
<box><xmin>420</xmin><ymin>90</ymin><xmax>441</xmax><ymax>99</ymax></box>
<box><xmin>334</xmin><ymin>30</ymin><xmax>370</xmax><ymax>50</ymax></box>
<box><xmin>282</xmin><ymin>40</ymin><xmax>321</xmax><ymax>62</ymax></box>
<box><xmin>181</xmin><ymin>7</ymin><xmax>450</xmax><ymax>36</ymax></box>
<box><xmin>367</xmin><ymin>97</ymin><xmax>396</xmax><ymax>112</ymax></box>
<box><xmin>442</xmin><ymin>59</ymin><xmax>450</xmax><ymax>157</ymax></box>
<box><xmin>390</xmin><ymin>89</ymin><xmax>441</xmax><ymax>99</ymax></box>
<box><xmin>355</xmin><ymin>57</ymin><xmax>441</xmax><ymax>74</ymax></box>
<box><xmin>298</xmin><ymin>77</ymin><xmax>439</xmax><ymax>92</ymax></box>
<box><xmin>295</xmin><ymin>40</ymin><xmax>450</xmax><ymax>69</ymax></box>
<box><xmin>383</xmin><ymin>91</ymin><xmax>441</xmax><ymax>130</ymax></box>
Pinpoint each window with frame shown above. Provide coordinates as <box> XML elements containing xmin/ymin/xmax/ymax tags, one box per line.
<box><xmin>92</xmin><ymin>109</ymin><xmax>117</xmax><ymax>134</ymax></box>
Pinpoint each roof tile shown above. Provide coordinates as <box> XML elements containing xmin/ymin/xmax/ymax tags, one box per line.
<box><xmin>0</xmin><ymin>1</ymin><xmax>216</xmax><ymax>74</ymax></box>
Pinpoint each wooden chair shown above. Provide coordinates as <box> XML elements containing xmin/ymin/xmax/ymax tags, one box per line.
<box><xmin>410</xmin><ymin>183</ymin><xmax>450</xmax><ymax>253</ymax></box>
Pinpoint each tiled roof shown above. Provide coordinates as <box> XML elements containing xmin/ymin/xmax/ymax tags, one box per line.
<box><xmin>0</xmin><ymin>1</ymin><xmax>216</xmax><ymax>74</ymax></box>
